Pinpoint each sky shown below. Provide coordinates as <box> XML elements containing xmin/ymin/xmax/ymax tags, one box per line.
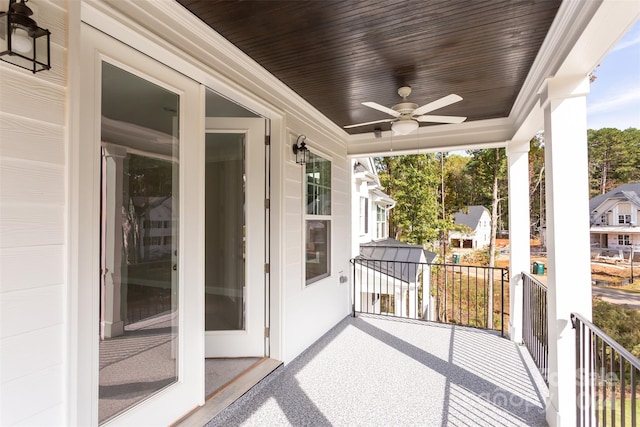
<box><xmin>586</xmin><ymin>20</ymin><xmax>640</xmax><ymax>130</ymax></box>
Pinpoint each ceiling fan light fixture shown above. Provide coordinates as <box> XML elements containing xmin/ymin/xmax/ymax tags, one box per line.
<box><xmin>392</xmin><ymin>119</ymin><xmax>419</xmax><ymax>135</ymax></box>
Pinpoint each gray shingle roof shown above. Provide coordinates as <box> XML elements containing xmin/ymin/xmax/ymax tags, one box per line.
<box><xmin>589</xmin><ymin>182</ymin><xmax>640</xmax><ymax>212</ymax></box>
<box><xmin>452</xmin><ymin>206</ymin><xmax>489</xmax><ymax>230</ymax></box>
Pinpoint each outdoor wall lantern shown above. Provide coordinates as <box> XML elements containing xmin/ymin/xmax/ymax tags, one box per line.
<box><xmin>0</xmin><ymin>0</ymin><xmax>51</xmax><ymax>73</ymax></box>
<box><xmin>292</xmin><ymin>135</ymin><xmax>310</xmax><ymax>165</ymax></box>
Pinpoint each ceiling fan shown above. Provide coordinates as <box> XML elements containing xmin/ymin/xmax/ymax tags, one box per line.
<box><xmin>344</xmin><ymin>86</ymin><xmax>467</xmax><ymax>135</ymax></box>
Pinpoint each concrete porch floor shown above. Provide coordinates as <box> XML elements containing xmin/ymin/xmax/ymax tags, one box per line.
<box><xmin>205</xmin><ymin>314</ymin><xmax>548</xmax><ymax>427</ymax></box>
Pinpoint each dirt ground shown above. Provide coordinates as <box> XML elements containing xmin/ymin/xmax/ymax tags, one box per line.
<box><xmin>492</xmin><ymin>238</ymin><xmax>638</xmax><ymax>286</ymax></box>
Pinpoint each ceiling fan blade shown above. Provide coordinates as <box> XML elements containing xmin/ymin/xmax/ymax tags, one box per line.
<box><xmin>412</xmin><ymin>94</ymin><xmax>463</xmax><ymax>116</ymax></box>
<box><xmin>343</xmin><ymin>118</ymin><xmax>395</xmax><ymax>129</ymax></box>
<box><xmin>362</xmin><ymin>102</ymin><xmax>401</xmax><ymax>117</ymax></box>
<box><xmin>416</xmin><ymin>115</ymin><xmax>467</xmax><ymax>124</ymax></box>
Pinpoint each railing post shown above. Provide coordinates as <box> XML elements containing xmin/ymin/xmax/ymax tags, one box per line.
<box><xmin>571</xmin><ymin>312</ymin><xmax>640</xmax><ymax>427</ymax></box>
<box><xmin>500</xmin><ymin>270</ymin><xmax>505</xmax><ymax>337</ymax></box>
<box><xmin>351</xmin><ymin>259</ymin><xmax>356</xmax><ymax>317</ymax></box>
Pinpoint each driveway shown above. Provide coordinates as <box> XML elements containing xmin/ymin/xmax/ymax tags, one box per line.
<box><xmin>592</xmin><ymin>286</ymin><xmax>640</xmax><ymax>310</ymax></box>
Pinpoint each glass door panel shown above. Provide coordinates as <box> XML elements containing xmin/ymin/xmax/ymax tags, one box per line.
<box><xmin>205</xmin><ymin>133</ymin><xmax>245</xmax><ymax>331</ymax></box>
<box><xmin>204</xmin><ymin>117</ymin><xmax>266</xmax><ymax>358</ymax></box>
<box><xmin>99</xmin><ymin>62</ymin><xmax>179</xmax><ymax>424</ymax></box>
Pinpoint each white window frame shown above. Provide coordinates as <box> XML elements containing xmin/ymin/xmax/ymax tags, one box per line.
<box><xmin>304</xmin><ymin>150</ymin><xmax>332</xmax><ymax>286</ymax></box>
<box><xmin>360</xmin><ymin>197</ymin><xmax>369</xmax><ymax>236</ymax></box>
<box><xmin>618</xmin><ymin>212</ymin><xmax>632</xmax><ymax>224</ymax></box>
<box><xmin>618</xmin><ymin>234</ymin><xmax>631</xmax><ymax>246</ymax></box>
<box><xmin>376</xmin><ymin>205</ymin><xmax>387</xmax><ymax>239</ymax></box>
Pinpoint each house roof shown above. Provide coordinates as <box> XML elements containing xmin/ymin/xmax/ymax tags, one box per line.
<box><xmin>356</xmin><ymin>238</ymin><xmax>437</xmax><ymax>283</ymax></box>
<box><xmin>589</xmin><ymin>182</ymin><xmax>640</xmax><ymax>213</ymax></box>
<box><xmin>452</xmin><ymin>206</ymin><xmax>489</xmax><ymax>230</ymax></box>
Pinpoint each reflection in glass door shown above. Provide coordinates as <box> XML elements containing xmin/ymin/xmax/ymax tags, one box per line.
<box><xmin>99</xmin><ymin>62</ymin><xmax>179</xmax><ymax>423</ymax></box>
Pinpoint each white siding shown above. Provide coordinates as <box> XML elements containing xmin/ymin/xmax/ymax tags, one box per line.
<box><xmin>0</xmin><ymin>1</ymin><xmax>68</xmax><ymax>425</ymax></box>
<box><xmin>281</xmin><ymin>130</ymin><xmax>351</xmax><ymax>363</ymax></box>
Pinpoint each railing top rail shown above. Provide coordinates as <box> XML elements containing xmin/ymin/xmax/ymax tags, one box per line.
<box><xmin>351</xmin><ymin>257</ymin><xmax>507</xmax><ymax>271</ymax></box>
<box><xmin>571</xmin><ymin>312</ymin><xmax>640</xmax><ymax>370</ymax></box>
<box><xmin>521</xmin><ymin>271</ymin><xmax>547</xmax><ymax>289</ymax></box>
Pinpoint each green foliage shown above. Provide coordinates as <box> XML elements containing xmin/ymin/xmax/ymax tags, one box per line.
<box><xmin>375</xmin><ymin>155</ymin><xmax>442</xmax><ymax>245</ymax></box>
<box><xmin>588</xmin><ymin>128</ymin><xmax>640</xmax><ymax>197</ymax></box>
<box><xmin>592</xmin><ymin>298</ymin><xmax>640</xmax><ymax>359</ymax></box>
<box><xmin>465</xmin><ymin>148</ymin><xmax>508</xmax><ymax>232</ymax></box>
<box><xmin>443</xmin><ymin>154</ymin><xmax>472</xmax><ymax>213</ymax></box>
<box><xmin>529</xmin><ymin>134</ymin><xmax>545</xmax><ymax>236</ymax></box>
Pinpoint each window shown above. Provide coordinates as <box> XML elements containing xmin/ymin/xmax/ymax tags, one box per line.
<box><xmin>359</xmin><ymin>197</ymin><xmax>368</xmax><ymax>235</ymax></box>
<box><xmin>376</xmin><ymin>205</ymin><xmax>386</xmax><ymax>239</ymax></box>
<box><xmin>618</xmin><ymin>235</ymin><xmax>631</xmax><ymax>246</ymax></box>
<box><xmin>305</xmin><ymin>152</ymin><xmax>331</xmax><ymax>284</ymax></box>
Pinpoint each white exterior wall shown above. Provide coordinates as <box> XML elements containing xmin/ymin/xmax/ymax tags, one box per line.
<box><xmin>475</xmin><ymin>211</ymin><xmax>492</xmax><ymax>248</ymax></box>
<box><xmin>0</xmin><ymin>1</ymin><xmax>69</xmax><ymax>425</ymax></box>
<box><xmin>1</xmin><ymin>0</ymin><xmax>353</xmax><ymax>424</ymax></box>
<box><xmin>282</xmin><ymin>121</ymin><xmax>352</xmax><ymax>364</ymax></box>
<box><xmin>605</xmin><ymin>233</ymin><xmax>640</xmax><ymax>252</ymax></box>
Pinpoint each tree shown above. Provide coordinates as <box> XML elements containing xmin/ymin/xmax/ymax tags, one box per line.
<box><xmin>588</xmin><ymin>127</ymin><xmax>640</xmax><ymax>197</ymax></box>
<box><xmin>464</xmin><ymin>148</ymin><xmax>507</xmax><ymax>327</ymax></box>
<box><xmin>375</xmin><ymin>154</ymin><xmax>442</xmax><ymax>246</ymax></box>
<box><xmin>529</xmin><ymin>134</ymin><xmax>545</xmax><ymax>239</ymax></box>
<box><xmin>443</xmin><ymin>153</ymin><xmax>473</xmax><ymax>213</ymax></box>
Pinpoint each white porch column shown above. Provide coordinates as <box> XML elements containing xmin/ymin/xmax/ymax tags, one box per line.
<box><xmin>541</xmin><ymin>76</ymin><xmax>592</xmax><ymax>427</ymax></box>
<box><xmin>506</xmin><ymin>139</ymin><xmax>530</xmax><ymax>344</ymax></box>
<box><xmin>102</xmin><ymin>144</ymin><xmax>127</xmax><ymax>338</ymax></box>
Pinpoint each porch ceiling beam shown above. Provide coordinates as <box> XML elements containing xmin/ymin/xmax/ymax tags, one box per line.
<box><xmin>346</xmin><ymin>118</ymin><xmax>510</xmax><ymax>157</ymax></box>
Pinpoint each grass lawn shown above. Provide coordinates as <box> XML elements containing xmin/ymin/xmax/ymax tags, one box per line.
<box><xmin>599</xmin><ymin>397</ymin><xmax>640</xmax><ymax>427</ymax></box>
<box><xmin>604</xmin><ymin>281</ymin><xmax>640</xmax><ymax>294</ymax></box>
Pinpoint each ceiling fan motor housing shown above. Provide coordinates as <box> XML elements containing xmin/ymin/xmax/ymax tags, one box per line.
<box><xmin>393</xmin><ymin>102</ymin><xmax>418</xmax><ymax>116</ymax></box>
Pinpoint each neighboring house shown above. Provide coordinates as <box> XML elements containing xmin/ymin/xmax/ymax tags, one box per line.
<box><xmin>351</xmin><ymin>158</ymin><xmax>436</xmax><ymax>320</ymax></box>
<box><xmin>135</xmin><ymin>196</ymin><xmax>174</xmax><ymax>261</ymax></box>
<box><xmin>0</xmin><ymin>1</ymin><xmax>636</xmax><ymax>426</ymax></box>
<box><xmin>589</xmin><ymin>182</ymin><xmax>640</xmax><ymax>258</ymax></box>
<box><xmin>356</xmin><ymin>238</ymin><xmax>437</xmax><ymax>320</ymax></box>
<box><xmin>449</xmin><ymin>206</ymin><xmax>492</xmax><ymax>249</ymax></box>
<box><xmin>353</xmin><ymin>158</ymin><xmax>395</xmax><ymax>244</ymax></box>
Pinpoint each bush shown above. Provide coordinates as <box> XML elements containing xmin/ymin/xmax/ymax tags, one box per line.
<box><xmin>592</xmin><ymin>298</ymin><xmax>640</xmax><ymax>359</ymax></box>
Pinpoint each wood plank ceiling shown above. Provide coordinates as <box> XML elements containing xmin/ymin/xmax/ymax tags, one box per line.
<box><xmin>177</xmin><ymin>0</ymin><xmax>561</xmax><ymax>136</ymax></box>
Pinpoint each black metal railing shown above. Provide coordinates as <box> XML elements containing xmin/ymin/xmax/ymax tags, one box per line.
<box><xmin>350</xmin><ymin>258</ymin><xmax>508</xmax><ymax>336</ymax></box>
<box><xmin>522</xmin><ymin>272</ymin><xmax>548</xmax><ymax>385</ymax></box>
<box><xmin>572</xmin><ymin>312</ymin><xmax>640</xmax><ymax>427</ymax></box>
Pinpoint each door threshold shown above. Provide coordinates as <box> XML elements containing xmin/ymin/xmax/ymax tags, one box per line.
<box><xmin>173</xmin><ymin>357</ymin><xmax>283</xmax><ymax>426</ymax></box>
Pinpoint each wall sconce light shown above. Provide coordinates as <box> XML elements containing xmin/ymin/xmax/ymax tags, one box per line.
<box><xmin>0</xmin><ymin>0</ymin><xmax>51</xmax><ymax>73</ymax></box>
<box><xmin>292</xmin><ymin>135</ymin><xmax>310</xmax><ymax>165</ymax></box>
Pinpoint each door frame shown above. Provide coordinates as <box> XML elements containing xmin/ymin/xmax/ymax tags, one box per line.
<box><xmin>70</xmin><ymin>2</ymin><xmax>284</xmax><ymax>425</ymax></box>
<box><xmin>204</xmin><ymin>118</ymin><xmax>267</xmax><ymax>358</ymax></box>
<box><xmin>78</xmin><ymin>23</ymin><xmax>203</xmax><ymax>426</ymax></box>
